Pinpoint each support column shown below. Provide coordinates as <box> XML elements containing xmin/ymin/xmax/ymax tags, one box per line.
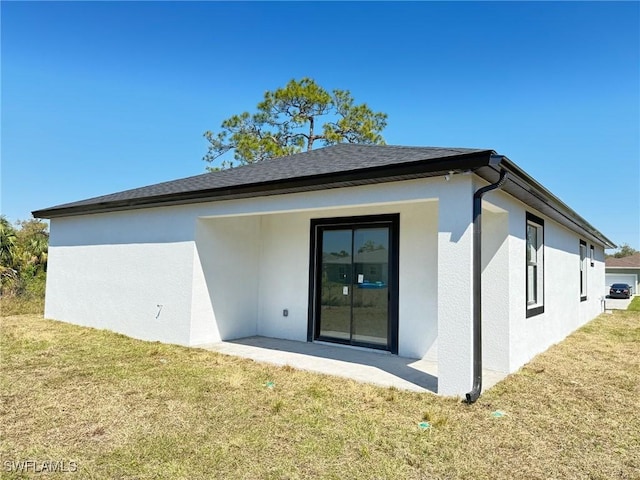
<box><xmin>437</xmin><ymin>177</ymin><xmax>474</xmax><ymax>396</ymax></box>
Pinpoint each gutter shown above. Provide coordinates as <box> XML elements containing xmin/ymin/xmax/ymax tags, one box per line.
<box><xmin>483</xmin><ymin>159</ymin><xmax>615</xmax><ymax>249</ymax></box>
<box><xmin>465</xmin><ymin>160</ymin><xmax>508</xmax><ymax>404</ymax></box>
<box><xmin>32</xmin><ymin>151</ymin><xmax>493</xmax><ymax>219</ymax></box>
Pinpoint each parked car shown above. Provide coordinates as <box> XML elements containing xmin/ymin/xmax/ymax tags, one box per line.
<box><xmin>609</xmin><ymin>283</ymin><xmax>631</xmax><ymax>299</ymax></box>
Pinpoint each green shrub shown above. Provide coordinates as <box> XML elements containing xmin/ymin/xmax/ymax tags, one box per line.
<box><xmin>0</xmin><ymin>216</ymin><xmax>47</xmax><ymax>316</ymax></box>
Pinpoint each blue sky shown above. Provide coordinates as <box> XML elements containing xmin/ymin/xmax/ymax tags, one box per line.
<box><xmin>2</xmin><ymin>1</ymin><xmax>638</xmax><ymax>250</ymax></box>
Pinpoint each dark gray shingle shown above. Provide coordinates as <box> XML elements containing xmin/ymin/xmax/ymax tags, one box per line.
<box><xmin>34</xmin><ymin>144</ymin><xmax>489</xmax><ymax>214</ymax></box>
<box><xmin>32</xmin><ymin>143</ymin><xmax>616</xmax><ymax>248</ymax></box>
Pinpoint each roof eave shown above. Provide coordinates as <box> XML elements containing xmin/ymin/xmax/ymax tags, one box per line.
<box><xmin>32</xmin><ymin>149</ymin><xmax>616</xmax><ymax>250</ymax></box>
<box><xmin>33</xmin><ymin>150</ymin><xmax>494</xmax><ymax>219</ymax></box>
<box><xmin>475</xmin><ymin>159</ymin><xmax>616</xmax><ymax>249</ymax></box>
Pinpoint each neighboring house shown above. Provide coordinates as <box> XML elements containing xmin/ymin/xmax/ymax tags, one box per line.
<box><xmin>33</xmin><ymin>144</ymin><xmax>614</xmax><ymax>398</ymax></box>
<box><xmin>605</xmin><ymin>253</ymin><xmax>640</xmax><ymax>295</ymax></box>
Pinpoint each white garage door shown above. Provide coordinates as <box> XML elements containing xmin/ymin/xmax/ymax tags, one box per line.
<box><xmin>606</xmin><ymin>274</ymin><xmax>637</xmax><ymax>295</ymax></box>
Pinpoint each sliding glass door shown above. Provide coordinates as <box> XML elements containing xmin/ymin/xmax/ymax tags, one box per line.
<box><xmin>310</xmin><ymin>215</ymin><xmax>398</xmax><ymax>353</ymax></box>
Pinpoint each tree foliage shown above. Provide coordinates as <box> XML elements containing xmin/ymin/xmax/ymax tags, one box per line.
<box><xmin>0</xmin><ymin>216</ymin><xmax>49</xmax><ymax>298</ymax></box>
<box><xmin>608</xmin><ymin>243</ymin><xmax>639</xmax><ymax>259</ymax></box>
<box><xmin>203</xmin><ymin>78</ymin><xmax>388</xmax><ymax>169</ymax></box>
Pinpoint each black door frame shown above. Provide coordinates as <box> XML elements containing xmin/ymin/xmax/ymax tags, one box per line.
<box><xmin>307</xmin><ymin>213</ymin><xmax>400</xmax><ymax>354</ymax></box>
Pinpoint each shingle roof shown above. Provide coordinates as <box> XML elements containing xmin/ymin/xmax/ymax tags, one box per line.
<box><xmin>606</xmin><ymin>253</ymin><xmax>640</xmax><ymax>268</ymax></box>
<box><xmin>32</xmin><ymin>142</ymin><xmax>615</xmax><ymax>249</ymax></box>
<box><xmin>32</xmin><ymin>144</ymin><xmax>491</xmax><ymax>217</ymax></box>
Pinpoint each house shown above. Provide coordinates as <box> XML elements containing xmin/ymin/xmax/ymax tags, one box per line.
<box><xmin>33</xmin><ymin>144</ymin><xmax>615</xmax><ymax>399</ymax></box>
<box><xmin>605</xmin><ymin>253</ymin><xmax>640</xmax><ymax>295</ymax></box>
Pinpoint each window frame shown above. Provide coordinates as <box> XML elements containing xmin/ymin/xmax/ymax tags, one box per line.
<box><xmin>580</xmin><ymin>240</ymin><xmax>588</xmax><ymax>301</ymax></box>
<box><xmin>526</xmin><ymin>212</ymin><xmax>545</xmax><ymax>318</ymax></box>
<box><xmin>590</xmin><ymin>244</ymin><xmax>595</xmax><ymax>267</ymax></box>
<box><xmin>308</xmin><ymin>213</ymin><xmax>400</xmax><ymax>353</ymax></box>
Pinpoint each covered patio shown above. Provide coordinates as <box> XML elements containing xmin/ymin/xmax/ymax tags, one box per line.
<box><xmin>200</xmin><ymin>336</ymin><xmax>508</xmax><ymax>394</ymax></box>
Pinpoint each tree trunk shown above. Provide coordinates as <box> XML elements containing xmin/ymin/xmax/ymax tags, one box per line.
<box><xmin>307</xmin><ymin>116</ymin><xmax>314</xmax><ymax>151</ymax></box>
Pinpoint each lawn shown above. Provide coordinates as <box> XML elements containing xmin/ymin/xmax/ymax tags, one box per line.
<box><xmin>1</xmin><ymin>312</ymin><xmax>639</xmax><ymax>479</ymax></box>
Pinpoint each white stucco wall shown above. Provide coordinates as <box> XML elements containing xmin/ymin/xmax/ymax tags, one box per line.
<box><xmin>194</xmin><ymin>216</ymin><xmax>261</xmax><ymax>341</ymax></box>
<box><xmin>45</xmin><ymin>173</ymin><xmax>608</xmax><ymax>398</ymax></box>
<box><xmin>475</xmin><ymin>185</ymin><xmax>607</xmax><ymax>374</ymax></box>
<box><xmin>256</xmin><ymin>212</ymin><xmax>310</xmax><ymax>342</ymax></box>
<box><xmin>47</xmin><ymin>179</ymin><xmax>444</xmax><ymax>355</ymax></box>
<box><xmin>46</xmin><ymin>207</ymin><xmax>199</xmax><ymax>345</ymax></box>
<box><xmin>194</xmin><ymin>200</ymin><xmax>439</xmax><ymax>359</ymax></box>
<box><xmin>435</xmin><ymin>177</ymin><xmax>474</xmax><ymax>395</ymax></box>
<box><xmin>187</xmin><ymin>178</ymin><xmax>450</xmax><ymax>356</ymax></box>
<box><xmin>396</xmin><ymin>202</ymin><xmax>439</xmax><ymax>359</ymax></box>
<box><xmin>509</xmin><ymin>218</ymin><xmax>605</xmax><ymax>369</ymax></box>
<box><xmin>190</xmin><ymin>245</ymin><xmax>219</xmax><ymax>344</ymax></box>
<box><xmin>480</xmin><ymin>204</ymin><xmax>510</xmax><ymax>373</ymax></box>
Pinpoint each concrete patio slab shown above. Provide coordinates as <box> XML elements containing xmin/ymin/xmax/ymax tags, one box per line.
<box><xmin>198</xmin><ymin>336</ymin><xmax>508</xmax><ymax>395</ymax></box>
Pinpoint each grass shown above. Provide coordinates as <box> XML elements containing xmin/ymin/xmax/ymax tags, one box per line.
<box><xmin>628</xmin><ymin>295</ymin><xmax>640</xmax><ymax>311</ymax></box>
<box><xmin>1</xmin><ymin>312</ymin><xmax>639</xmax><ymax>479</ymax></box>
<box><xmin>0</xmin><ymin>294</ymin><xmax>44</xmax><ymax>317</ymax></box>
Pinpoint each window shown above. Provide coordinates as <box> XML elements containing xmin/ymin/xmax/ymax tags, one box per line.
<box><xmin>590</xmin><ymin>245</ymin><xmax>595</xmax><ymax>267</ymax></box>
<box><xmin>580</xmin><ymin>240</ymin><xmax>587</xmax><ymax>301</ymax></box>
<box><xmin>526</xmin><ymin>213</ymin><xmax>544</xmax><ymax>317</ymax></box>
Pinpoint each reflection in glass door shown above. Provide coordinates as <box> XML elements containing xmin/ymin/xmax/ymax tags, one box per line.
<box><xmin>318</xmin><ymin>229</ymin><xmax>353</xmax><ymax>341</ymax></box>
<box><xmin>352</xmin><ymin>228</ymin><xmax>388</xmax><ymax>346</ymax></box>
<box><xmin>312</xmin><ymin>215</ymin><xmax>398</xmax><ymax>352</ymax></box>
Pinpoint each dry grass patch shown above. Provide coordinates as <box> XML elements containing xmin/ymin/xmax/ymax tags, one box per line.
<box><xmin>1</xmin><ymin>312</ymin><xmax>639</xmax><ymax>479</ymax></box>
<box><xmin>0</xmin><ymin>295</ymin><xmax>44</xmax><ymax>316</ymax></box>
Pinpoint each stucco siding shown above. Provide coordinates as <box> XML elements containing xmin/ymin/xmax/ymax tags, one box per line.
<box><xmin>46</xmin><ymin>179</ymin><xmax>446</xmax><ymax>349</ymax></box>
<box><xmin>46</xmin><ymin>209</ymin><xmax>205</xmax><ymax>345</ymax></box>
<box><xmin>436</xmin><ymin>177</ymin><xmax>474</xmax><ymax>395</ymax></box>
<box><xmin>396</xmin><ymin>202</ymin><xmax>438</xmax><ymax>360</ymax></box>
<box><xmin>195</xmin><ymin>200</ymin><xmax>439</xmax><ymax>358</ymax></box>
<box><xmin>584</xmin><ymin>243</ymin><xmax>606</xmax><ymax>320</ymax></box>
<box><xmin>498</xmin><ymin>197</ymin><xmax>606</xmax><ymax>372</ymax></box>
<box><xmin>257</xmin><ymin>212</ymin><xmax>311</xmax><ymax>342</ymax></box>
<box><xmin>480</xmin><ymin>204</ymin><xmax>510</xmax><ymax>373</ymax></box>
<box><xmin>48</xmin><ymin>205</ymin><xmax>199</xmax><ymax>245</ymax></box>
<box><xmin>194</xmin><ymin>216</ymin><xmax>261</xmax><ymax>342</ymax></box>
<box><xmin>472</xmin><ymin>185</ymin><xmax>607</xmax><ymax>374</ymax></box>
<box><xmin>46</xmin><ymin>242</ymin><xmax>195</xmax><ymax>345</ymax></box>
<box><xmin>190</xmin><ymin>245</ymin><xmax>220</xmax><ymax>345</ymax></box>
<box><xmin>43</xmin><ymin>173</ymin><xmax>609</xmax><ymax>398</ymax></box>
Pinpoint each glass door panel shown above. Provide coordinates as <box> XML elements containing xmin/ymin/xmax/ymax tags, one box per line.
<box><xmin>352</xmin><ymin>228</ymin><xmax>389</xmax><ymax>346</ymax></box>
<box><xmin>319</xmin><ymin>229</ymin><xmax>352</xmax><ymax>341</ymax></box>
<box><xmin>317</xmin><ymin>226</ymin><xmax>390</xmax><ymax>348</ymax></box>
<box><xmin>312</xmin><ymin>215</ymin><xmax>398</xmax><ymax>353</ymax></box>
